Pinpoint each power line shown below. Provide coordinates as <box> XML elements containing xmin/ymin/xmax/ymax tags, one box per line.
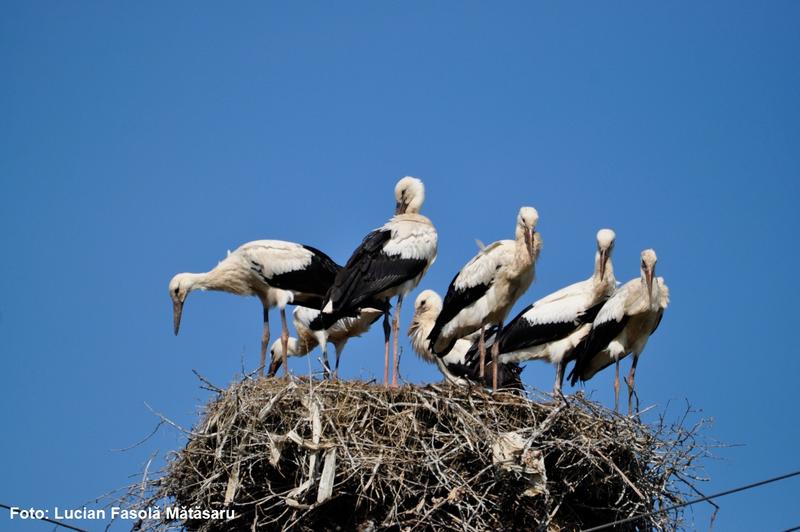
<box><xmin>782</xmin><ymin>527</ymin><xmax>800</xmax><ymax>532</ymax></box>
<box><xmin>581</xmin><ymin>469</ymin><xmax>800</xmax><ymax>532</ymax></box>
<box><xmin>0</xmin><ymin>503</ymin><xmax>88</xmax><ymax>532</ymax></box>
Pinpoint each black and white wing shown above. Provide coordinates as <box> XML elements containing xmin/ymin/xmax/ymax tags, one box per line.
<box><xmin>321</xmin><ymin>219</ymin><xmax>435</xmax><ymax>326</ymax></box>
<box><xmin>427</xmin><ymin>241</ymin><xmax>508</xmax><ymax>353</ymax></box>
<box><xmin>568</xmin><ymin>281</ymin><xmax>634</xmax><ymax>385</ymax></box>
<box><xmin>240</xmin><ymin>240</ymin><xmax>341</xmax><ymax>307</ymax></box>
<box><xmin>497</xmin><ymin>281</ymin><xmax>604</xmax><ymax>354</ymax></box>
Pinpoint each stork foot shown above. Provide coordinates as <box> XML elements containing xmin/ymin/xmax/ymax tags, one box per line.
<box><xmin>555</xmin><ymin>387</ymin><xmax>570</xmax><ymax>407</ymax></box>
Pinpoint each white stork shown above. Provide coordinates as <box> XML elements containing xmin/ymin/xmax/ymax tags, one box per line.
<box><xmin>169</xmin><ymin>240</ymin><xmax>340</xmax><ymax>375</ymax></box>
<box><xmin>268</xmin><ymin>303</ymin><xmax>387</xmax><ymax>377</ymax></box>
<box><xmin>408</xmin><ymin>290</ymin><xmax>523</xmax><ymax>389</ymax></box>
<box><xmin>314</xmin><ymin>176</ymin><xmax>438</xmax><ymax>388</ymax></box>
<box><xmin>427</xmin><ymin>206</ymin><xmax>541</xmax><ymax>390</ymax></box>
<box><xmin>568</xmin><ymin>249</ymin><xmax>670</xmax><ymax>413</ymax></box>
<box><xmin>493</xmin><ymin>229</ymin><xmax>618</xmax><ymax>396</ymax></box>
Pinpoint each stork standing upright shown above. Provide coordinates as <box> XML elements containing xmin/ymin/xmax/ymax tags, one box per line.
<box><xmin>268</xmin><ymin>303</ymin><xmax>386</xmax><ymax>378</ymax></box>
<box><xmin>491</xmin><ymin>229</ymin><xmax>617</xmax><ymax>396</ymax></box>
<box><xmin>408</xmin><ymin>290</ymin><xmax>523</xmax><ymax>389</ymax></box>
<box><xmin>427</xmin><ymin>207</ymin><xmax>541</xmax><ymax>390</ymax></box>
<box><xmin>169</xmin><ymin>240</ymin><xmax>340</xmax><ymax>375</ymax></box>
<box><xmin>314</xmin><ymin>177</ymin><xmax>438</xmax><ymax>388</ymax></box>
<box><xmin>568</xmin><ymin>249</ymin><xmax>670</xmax><ymax>413</ymax></box>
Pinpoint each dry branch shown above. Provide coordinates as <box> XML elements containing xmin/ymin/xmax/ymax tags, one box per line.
<box><xmin>124</xmin><ymin>377</ymin><xmax>711</xmax><ymax>531</ymax></box>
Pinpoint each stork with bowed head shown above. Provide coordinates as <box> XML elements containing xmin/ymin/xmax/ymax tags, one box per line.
<box><xmin>313</xmin><ymin>177</ymin><xmax>438</xmax><ymax>388</ymax></box>
<box><xmin>169</xmin><ymin>240</ymin><xmax>340</xmax><ymax>375</ymax></box>
<box><xmin>268</xmin><ymin>302</ymin><xmax>387</xmax><ymax>378</ymax></box>
<box><xmin>568</xmin><ymin>249</ymin><xmax>670</xmax><ymax>413</ymax></box>
<box><xmin>492</xmin><ymin>229</ymin><xmax>617</xmax><ymax>397</ymax></box>
<box><xmin>408</xmin><ymin>290</ymin><xmax>523</xmax><ymax>389</ymax></box>
<box><xmin>427</xmin><ymin>206</ymin><xmax>541</xmax><ymax>390</ymax></box>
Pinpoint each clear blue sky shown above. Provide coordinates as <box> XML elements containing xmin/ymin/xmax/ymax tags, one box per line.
<box><xmin>2</xmin><ymin>2</ymin><xmax>798</xmax><ymax>530</ymax></box>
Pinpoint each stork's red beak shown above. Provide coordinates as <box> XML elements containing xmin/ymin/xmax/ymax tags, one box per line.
<box><xmin>268</xmin><ymin>352</ymin><xmax>282</xmax><ymax>377</ymax></box>
<box><xmin>599</xmin><ymin>249</ymin><xmax>608</xmax><ymax>279</ymax></box>
<box><xmin>395</xmin><ymin>201</ymin><xmax>408</xmax><ymax>215</ymax></box>
<box><xmin>173</xmin><ymin>300</ymin><xmax>184</xmax><ymax>335</ymax></box>
<box><xmin>523</xmin><ymin>228</ymin><xmax>535</xmax><ymax>257</ymax></box>
<box><xmin>645</xmin><ymin>269</ymin><xmax>654</xmax><ymax>304</ymax></box>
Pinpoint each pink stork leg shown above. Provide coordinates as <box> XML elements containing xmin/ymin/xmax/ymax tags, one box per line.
<box><xmin>391</xmin><ymin>295</ymin><xmax>404</xmax><ymax>388</ymax></box>
<box><xmin>627</xmin><ymin>354</ymin><xmax>640</xmax><ymax>415</ymax></box>
<box><xmin>554</xmin><ymin>360</ymin><xmax>565</xmax><ymax>399</ymax></box>
<box><xmin>614</xmin><ymin>360</ymin><xmax>620</xmax><ymax>412</ymax></box>
<box><xmin>492</xmin><ymin>321</ymin><xmax>503</xmax><ymax>391</ymax></box>
<box><xmin>478</xmin><ymin>326</ymin><xmax>486</xmax><ymax>378</ymax></box>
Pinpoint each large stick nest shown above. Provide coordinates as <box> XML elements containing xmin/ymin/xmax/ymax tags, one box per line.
<box><xmin>132</xmin><ymin>377</ymin><xmax>709</xmax><ymax>531</ymax></box>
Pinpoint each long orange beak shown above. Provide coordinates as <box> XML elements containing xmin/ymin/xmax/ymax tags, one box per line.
<box><xmin>599</xmin><ymin>249</ymin><xmax>608</xmax><ymax>279</ymax></box>
<box><xmin>645</xmin><ymin>268</ymin><xmax>654</xmax><ymax>304</ymax></box>
<box><xmin>173</xmin><ymin>300</ymin><xmax>183</xmax><ymax>335</ymax></box>
<box><xmin>525</xmin><ymin>229</ymin><xmax>536</xmax><ymax>257</ymax></box>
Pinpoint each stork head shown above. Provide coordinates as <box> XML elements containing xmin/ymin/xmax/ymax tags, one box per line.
<box><xmin>268</xmin><ymin>337</ymin><xmax>301</xmax><ymax>376</ymax></box>
<box><xmin>596</xmin><ymin>228</ymin><xmax>616</xmax><ymax>279</ymax></box>
<box><xmin>413</xmin><ymin>289</ymin><xmax>443</xmax><ymax>318</ymax></box>
<box><xmin>516</xmin><ymin>206</ymin><xmax>539</xmax><ymax>257</ymax></box>
<box><xmin>168</xmin><ymin>273</ymin><xmax>195</xmax><ymax>335</ymax></box>
<box><xmin>640</xmin><ymin>249</ymin><xmax>658</xmax><ymax>303</ymax></box>
<box><xmin>395</xmin><ymin>176</ymin><xmax>425</xmax><ymax>215</ymax></box>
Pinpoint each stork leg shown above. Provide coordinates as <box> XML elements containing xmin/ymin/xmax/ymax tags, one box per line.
<box><xmin>554</xmin><ymin>360</ymin><xmax>567</xmax><ymax>403</ymax></box>
<box><xmin>391</xmin><ymin>294</ymin><xmax>404</xmax><ymax>389</ymax></box>
<box><xmin>478</xmin><ymin>326</ymin><xmax>486</xmax><ymax>378</ymax></box>
<box><xmin>492</xmin><ymin>321</ymin><xmax>503</xmax><ymax>391</ymax></box>
<box><xmin>321</xmin><ymin>343</ymin><xmax>332</xmax><ymax>380</ymax></box>
<box><xmin>260</xmin><ymin>306</ymin><xmax>270</xmax><ymax>376</ymax></box>
<box><xmin>382</xmin><ymin>309</ymin><xmax>391</xmax><ymax>387</ymax></box>
<box><xmin>627</xmin><ymin>354</ymin><xmax>640</xmax><ymax>415</ymax></box>
<box><xmin>613</xmin><ymin>360</ymin><xmax>620</xmax><ymax>412</ymax></box>
<box><xmin>280</xmin><ymin>307</ymin><xmax>290</xmax><ymax>378</ymax></box>
<box><xmin>333</xmin><ymin>344</ymin><xmax>343</xmax><ymax>381</ymax></box>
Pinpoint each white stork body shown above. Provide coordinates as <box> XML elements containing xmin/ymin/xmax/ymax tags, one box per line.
<box><xmin>269</xmin><ymin>304</ymin><xmax>385</xmax><ymax>377</ymax></box>
<box><xmin>428</xmin><ymin>207</ymin><xmax>541</xmax><ymax>389</ymax></box>
<box><xmin>568</xmin><ymin>249</ymin><xmax>670</xmax><ymax>413</ymax></box>
<box><xmin>496</xmin><ymin>229</ymin><xmax>617</xmax><ymax>395</ymax></box>
<box><xmin>169</xmin><ymin>240</ymin><xmax>340</xmax><ymax>375</ymax></box>
<box><xmin>409</xmin><ymin>290</ymin><xmax>523</xmax><ymax>389</ymax></box>
<box><xmin>316</xmin><ymin>177</ymin><xmax>438</xmax><ymax>388</ymax></box>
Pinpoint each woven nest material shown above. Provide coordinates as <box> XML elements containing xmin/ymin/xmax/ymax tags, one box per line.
<box><xmin>132</xmin><ymin>377</ymin><xmax>709</xmax><ymax>531</ymax></box>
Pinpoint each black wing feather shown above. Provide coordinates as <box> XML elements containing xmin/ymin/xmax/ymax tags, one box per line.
<box><xmin>581</xmin><ymin>299</ymin><xmax>607</xmax><ymax>324</ymax></box>
<box><xmin>497</xmin><ymin>297</ymin><xmax>608</xmax><ymax>354</ymax></box>
<box><xmin>264</xmin><ymin>245</ymin><xmax>341</xmax><ymax>297</ymax></box>
<box><xmin>568</xmin><ymin>314</ymin><xmax>630</xmax><ymax>385</ymax></box>
<box><xmin>327</xmin><ymin>229</ymin><xmax>427</xmax><ymax>314</ymax></box>
<box><xmin>497</xmin><ymin>305</ymin><xmax>578</xmax><ymax>354</ymax></box>
<box><xmin>427</xmin><ymin>270</ymin><xmax>493</xmax><ymax>353</ymax></box>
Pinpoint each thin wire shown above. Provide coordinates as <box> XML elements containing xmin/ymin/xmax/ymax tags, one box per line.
<box><xmin>782</xmin><ymin>527</ymin><xmax>800</xmax><ymax>532</ymax></box>
<box><xmin>581</xmin><ymin>469</ymin><xmax>800</xmax><ymax>532</ymax></box>
<box><xmin>0</xmin><ymin>503</ymin><xmax>88</xmax><ymax>532</ymax></box>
